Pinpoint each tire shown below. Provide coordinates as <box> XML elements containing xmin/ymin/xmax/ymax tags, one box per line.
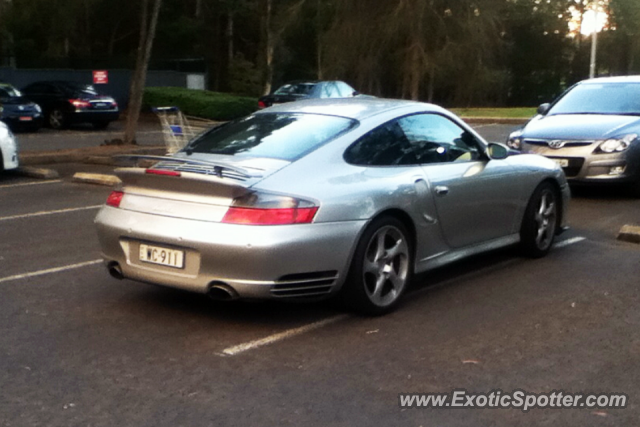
<box><xmin>341</xmin><ymin>216</ymin><xmax>413</xmax><ymax>315</ymax></box>
<box><xmin>48</xmin><ymin>109</ymin><xmax>68</xmax><ymax>129</ymax></box>
<box><xmin>93</xmin><ymin>121</ymin><xmax>110</xmax><ymax>130</ymax></box>
<box><xmin>520</xmin><ymin>182</ymin><xmax>559</xmax><ymax>258</ymax></box>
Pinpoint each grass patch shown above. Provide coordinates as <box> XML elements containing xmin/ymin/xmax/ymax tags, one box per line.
<box><xmin>450</xmin><ymin>107</ymin><xmax>537</xmax><ymax>119</ymax></box>
<box><xmin>143</xmin><ymin>87</ymin><xmax>258</xmax><ymax>121</ymax></box>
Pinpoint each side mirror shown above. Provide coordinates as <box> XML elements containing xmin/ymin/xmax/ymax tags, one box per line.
<box><xmin>487</xmin><ymin>143</ymin><xmax>509</xmax><ymax>160</ymax></box>
<box><xmin>537</xmin><ymin>103</ymin><xmax>551</xmax><ymax>115</ymax></box>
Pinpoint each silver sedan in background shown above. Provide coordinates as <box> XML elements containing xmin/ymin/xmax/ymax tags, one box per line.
<box><xmin>508</xmin><ymin>76</ymin><xmax>640</xmax><ymax>195</ymax></box>
<box><xmin>95</xmin><ymin>98</ymin><xmax>569</xmax><ymax>315</ymax></box>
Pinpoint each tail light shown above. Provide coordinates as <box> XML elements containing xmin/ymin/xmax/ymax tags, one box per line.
<box><xmin>222</xmin><ymin>192</ymin><xmax>318</xmax><ymax>225</ymax></box>
<box><xmin>106</xmin><ymin>191</ymin><xmax>124</xmax><ymax>208</ymax></box>
<box><xmin>258</xmin><ymin>100</ymin><xmax>267</xmax><ymax>109</ymax></box>
<box><xmin>70</xmin><ymin>99</ymin><xmax>91</xmax><ymax>108</ymax></box>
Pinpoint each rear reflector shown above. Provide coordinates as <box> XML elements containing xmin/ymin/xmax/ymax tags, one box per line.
<box><xmin>222</xmin><ymin>207</ymin><xmax>318</xmax><ymax>225</ymax></box>
<box><xmin>106</xmin><ymin>191</ymin><xmax>124</xmax><ymax>208</ymax></box>
<box><xmin>145</xmin><ymin>169</ymin><xmax>181</xmax><ymax>177</ymax></box>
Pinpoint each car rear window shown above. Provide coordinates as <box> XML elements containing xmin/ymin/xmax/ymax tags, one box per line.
<box><xmin>550</xmin><ymin>83</ymin><xmax>640</xmax><ymax>115</ymax></box>
<box><xmin>185</xmin><ymin>113</ymin><xmax>357</xmax><ymax>161</ymax></box>
<box><xmin>274</xmin><ymin>84</ymin><xmax>316</xmax><ymax>96</ymax></box>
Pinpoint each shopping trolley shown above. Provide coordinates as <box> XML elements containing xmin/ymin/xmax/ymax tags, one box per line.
<box><xmin>152</xmin><ymin>106</ymin><xmax>213</xmax><ymax>154</ymax></box>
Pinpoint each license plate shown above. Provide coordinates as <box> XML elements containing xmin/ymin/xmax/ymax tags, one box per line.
<box><xmin>552</xmin><ymin>158</ymin><xmax>569</xmax><ymax>167</ymax></box>
<box><xmin>93</xmin><ymin>102</ymin><xmax>108</xmax><ymax>108</ymax></box>
<box><xmin>139</xmin><ymin>244</ymin><xmax>184</xmax><ymax>269</ymax></box>
<box><xmin>19</xmin><ymin>116</ymin><xmax>33</xmax><ymax>121</ymax></box>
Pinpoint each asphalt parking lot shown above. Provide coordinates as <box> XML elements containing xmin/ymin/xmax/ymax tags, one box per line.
<box><xmin>1</xmin><ymin>123</ymin><xmax>639</xmax><ymax>426</ymax></box>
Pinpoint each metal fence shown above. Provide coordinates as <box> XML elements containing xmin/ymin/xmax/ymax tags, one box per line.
<box><xmin>0</xmin><ymin>67</ymin><xmax>206</xmax><ymax>107</ymax></box>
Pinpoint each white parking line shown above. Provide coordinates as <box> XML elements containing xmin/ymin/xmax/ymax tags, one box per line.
<box><xmin>0</xmin><ymin>180</ymin><xmax>63</xmax><ymax>189</ymax></box>
<box><xmin>0</xmin><ymin>205</ymin><xmax>102</xmax><ymax>222</ymax></box>
<box><xmin>221</xmin><ymin>314</ymin><xmax>350</xmax><ymax>356</ymax></box>
<box><xmin>220</xmin><ymin>235</ymin><xmax>587</xmax><ymax>357</ymax></box>
<box><xmin>0</xmin><ymin>259</ymin><xmax>102</xmax><ymax>284</ymax></box>
<box><xmin>553</xmin><ymin>236</ymin><xmax>586</xmax><ymax>248</ymax></box>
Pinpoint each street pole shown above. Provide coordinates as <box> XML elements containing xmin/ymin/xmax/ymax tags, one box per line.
<box><xmin>589</xmin><ymin>8</ymin><xmax>598</xmax><ymax>79</ymax></box>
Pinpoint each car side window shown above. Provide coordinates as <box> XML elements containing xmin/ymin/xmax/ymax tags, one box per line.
<box><xmin>397</xmin><ymin>114</ymin><xmax>482</xmax><ymax>164</ymax></box>
<box><xmin>344</xmin><ymin>120</ymin><xmax>417</xmax><ymax>166</ymax></box>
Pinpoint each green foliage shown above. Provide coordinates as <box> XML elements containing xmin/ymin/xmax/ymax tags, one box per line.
<box><xmin>450</xmin><ymin>108</ymin><xmax>538</xmax><ymax>119</ymax></box>
<box><xmin>228</xmin><ymin>54</ymin><xmax>263</xmax><ymax>96</ymax></box>
<box><xmin>143</xmin><ymin>87</ymin><xmax>258</xmax><ymax>121</ymax></box>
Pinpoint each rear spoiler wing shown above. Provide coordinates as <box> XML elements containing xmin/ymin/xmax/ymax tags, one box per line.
<box><xmin>113</xmin><ymin>155</ymin><xmax>264</xmax><ymax>180</ymax></box>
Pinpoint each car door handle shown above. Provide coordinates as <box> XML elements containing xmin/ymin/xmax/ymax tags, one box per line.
<box><xmin>434</xmin><ymin>186</ymin><xmax>449</xmax><ymax>196</ymax></box>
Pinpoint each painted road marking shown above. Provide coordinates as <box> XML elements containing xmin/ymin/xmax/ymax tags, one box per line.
<box><xmin>220</xmin><ymin>236</ymin><xmax>587</xmax><ymax>356</ymax></box>
<box><xmin>0</xmin><ymin>205</ymin><xmax>102</xmax><ymax>222</ymax></box>
<box><xmin>0</xmin><ymin>260</ymin><xmax>102</xmax><ymax>284</ymax></box>
<box><xmin>221</xmin><ymin>314</ymin><xmax>350</xmax><ymax>356</ymax></box>
<box><xmin>0</xmin><ymin>180</ymin><xmax>63</xmax><ymax>189</ymax></box>
<box><xmin>553</xmin><ymin>236</ymin><xmax>586</xmax><ymax>248</ymax></box>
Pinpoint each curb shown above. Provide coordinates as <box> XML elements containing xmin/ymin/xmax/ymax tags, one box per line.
<box><xmin>72</xmin><ymin>172</ymin><xmax>121</xmax><ymax>187</ymax></box>
<box><xmin>15</xmin><ymin>166</ymin><xmax>60</xmax><ymax>180</ymax></box>
<box><xmin>617</xmin><ymin>225</ymin><xmax>640</xmax><ymax>244</ymax></box>
<box><xmin>19</xmin><ymin>145</ymin><xmax>166</xmax><ymax>166</ymax></box>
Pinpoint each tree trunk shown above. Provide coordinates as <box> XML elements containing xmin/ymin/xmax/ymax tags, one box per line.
<box><xmin>227</xmin><ymin>11</ymin><xmax>234</xmax><ymax>64</ymax></box>
<box><xmin>263</xmin><ymin>0</ymin><xmax>274</xmax><ymax>95</ymax></box>
<box><xmin>316</xmin><ymin>0</ymin><xmax>323</xmax><ymax>80</ymax></box>
<box><xmin>124</xmin><ymin>0</ymin><xmax>162</xmax><ymax>145</ymax></box>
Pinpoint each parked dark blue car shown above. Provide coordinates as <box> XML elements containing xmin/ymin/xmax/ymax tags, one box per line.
<box><xmin>0</xmin><ymin>83</ymin><xmax>43</xmax><ymax>132</ymax></box>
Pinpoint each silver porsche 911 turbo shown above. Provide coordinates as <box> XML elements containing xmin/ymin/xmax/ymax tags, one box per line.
<box><xmin>95</xmin><ymin>98</ymin><xmax>570</xmax><ymax>315</ymax></box>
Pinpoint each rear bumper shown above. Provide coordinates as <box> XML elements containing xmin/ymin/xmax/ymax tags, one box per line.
<box><xmin>2</xmin><ymin>115</ymin><xmax>43</xmax><ymax>129</ymax></box>
<box><xmin>94</xmin><ymin>206</ymin><xmax>364</xmax><ymax>299</ymax></box>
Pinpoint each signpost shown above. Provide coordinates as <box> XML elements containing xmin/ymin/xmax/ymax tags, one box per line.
<box><xmin>93</xmin><ymin>70</ymin><xmax>109</xmax><ymax>85</ymax></box>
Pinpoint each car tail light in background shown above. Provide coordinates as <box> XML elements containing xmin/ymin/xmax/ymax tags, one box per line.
<box><xmin>106</xmin><ymin>191</ymin><xmax>124</xmax><ymax>208</ymax></box>
<box><xmin>258</xmin><ymin>100</ymin><xmax>267</xmax><ymax>109</ymax></box>
<box><xmin>222</xmin><ymin>191</ymin><xmax>319</xmax><ymax>225</ymax></box>
<box><xmin>70</xmin><ymin>99</ymin><xmax>91</xmax><ymax>108</ymax></box>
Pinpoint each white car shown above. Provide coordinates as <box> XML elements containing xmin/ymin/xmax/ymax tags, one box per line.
<box><xmin>0</xmin><ymin>121</ymin><xmax>19</xmax><ymax>171</ymax></box>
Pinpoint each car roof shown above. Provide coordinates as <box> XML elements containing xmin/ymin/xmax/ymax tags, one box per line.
<box><xmin>256</xmin><ymin>97</ymin><xmax>446</xmax><ymax>121</ymax></box>
<box><xmin>582</xmin><ymin>75</ymin><xmax>640</xmax><ymax>84</ymax></box>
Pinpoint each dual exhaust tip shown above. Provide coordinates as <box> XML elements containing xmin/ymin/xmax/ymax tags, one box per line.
<box><xmin>106</xmin><ymin>262</ymin><xmax>238</xmax><ymax>301</ymax></box>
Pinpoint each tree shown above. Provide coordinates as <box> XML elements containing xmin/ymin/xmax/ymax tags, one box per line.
<box><xmin>124</xmin><ymin>0</ymin><xmax>162</xmax><ymax>145</ymax></box>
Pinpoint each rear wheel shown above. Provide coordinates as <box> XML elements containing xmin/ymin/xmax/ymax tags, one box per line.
<box><xmin>48</xmin><ymin>109</ymin><xmax>68</xmax><ymax>129</ymax></box>
<box><xmin>342</xmin><ymin>216</ymin><xmax>412</xmax><ymax>315</ymax></box>
<box><xmin>520</xmin><ymin>182</ymin><xmax>558</xmax><ymax>258</ymax></box>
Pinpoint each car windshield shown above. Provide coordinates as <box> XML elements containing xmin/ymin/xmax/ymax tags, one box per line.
<box><xmin>549</xmin><ymin>82</ymin><xmax>640</xmax><ymax>116</ymax></box>
<box><xmin>0</xmin><ymin>85</ymin><xmax>22</xmax><ymax>98</ymax></box>
<box><xmin>273</xmin><ymin>83</ymin><xmax>316</xmax><ymax>96</ymax></box>
<box><xmin>186</xmin><ymin>113</ymin><xmax>357</xmax><ymax>160</ymax></box>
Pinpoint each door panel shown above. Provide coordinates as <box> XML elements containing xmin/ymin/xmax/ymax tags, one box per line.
<box><xmin>422</xmin><ymin>160</ymin><xmax>519</xmax><ymax>248</ymax></box>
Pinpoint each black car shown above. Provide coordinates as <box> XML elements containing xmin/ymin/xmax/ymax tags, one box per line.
<box><xmin>258</xmin><ymin>80</ymin><xmax>358</xmax><ymax>109</ymax></box>
<box><xmin>0</xmin><ymin>82</ymin><xmax>43</xmax><ymax>131</ymax></box>
<box><xmin>21</xmin><ymin>81</ymin><xmax>119</xmax><ymax>130</ymax></box>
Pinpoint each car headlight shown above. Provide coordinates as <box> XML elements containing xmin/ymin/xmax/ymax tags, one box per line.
<box><xmin>507</xmin><ymin>131</ymin><xmax>523</xmax><ymax>150</ymax></box>
<box><xmin>597</xmin><ymin>134</ymin><xmax>637</xmax><ymax>153</ymax></box>
<box><xmin>33</xmin><ymin>103</ymin><xmax>42</xmax><ymax>113</ymax></box>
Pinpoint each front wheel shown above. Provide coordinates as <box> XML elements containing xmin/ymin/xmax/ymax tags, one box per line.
<box><xmin>520</xmin><ymin>182</ymin><xmax>559</xmax><ymax>258</ymax></box>
<box><xmin>342</xmin><ymin>216</ymin><xmax>413</xmax><ymax>315</ymax></box>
